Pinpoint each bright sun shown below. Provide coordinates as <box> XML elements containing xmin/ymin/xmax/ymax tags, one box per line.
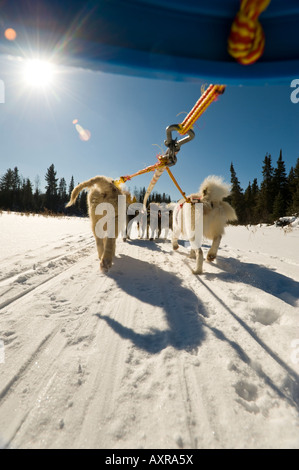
<box><xmin>24</xmin><ymin>59</ymin><xmax>55</xmax><ymax>89</ymax></box>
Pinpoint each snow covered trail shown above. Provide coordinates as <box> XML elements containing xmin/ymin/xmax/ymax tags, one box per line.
<box><xmin>0</xmin><ymin>213</ymin><xmax>299</xmax><ymax>449</ymax></box>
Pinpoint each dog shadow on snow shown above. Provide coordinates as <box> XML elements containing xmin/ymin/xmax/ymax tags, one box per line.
<box><xmin>208</xmin><ymin>254</ymin><xmax>299</xmax><ymax>307</ymax></box>
<box><xmin>96</xmin><ymin>254</ymin><xmax>207</xmax><ymax>354</ymax></box>
<box><xmin>124</xmin><ymin>237</ymin><xmax>173</xmax><ymax>254</ymax></box>
<box><xmin>96</xmin><ymin>252</ymin><xmax>299</xmax><ymax>409</ymax></box>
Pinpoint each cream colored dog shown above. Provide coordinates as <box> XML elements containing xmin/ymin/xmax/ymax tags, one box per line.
<box><xmin>66</xmin><ymin>176</ymin><xmax>129</xmax><ymax>272</ymax></box>
<box><xmin>172</xmin><ymin>176</ymin><xmax>237</xmax><ymax>274</ymax></box>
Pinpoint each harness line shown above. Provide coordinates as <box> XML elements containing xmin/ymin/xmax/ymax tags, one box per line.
<box><xmin>178</xmin><ymin>84</ymin><xmax>225</xmax><ymax>134</ymax></box>
<box><xmin>165</xmin><ymin>167</ymin><xmax>190</xmax><ymax>203</ymax></box>
<box><xmin>114</xmin><ymin>83</ymin><xmax>226</xmax><ymax>203</ymax></box>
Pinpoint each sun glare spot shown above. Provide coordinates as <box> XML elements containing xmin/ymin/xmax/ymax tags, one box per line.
<box><xmin>24</xmin><ymin>59</ymin><xmax>55</xmax><ymax>89</ymax></box>
<box><xmin>4</xmin><ymin>28</ymin><xmax>17</xmax><ymax>41</ymax></box>
<box><xmin>75</xmin><ymin>123</ymin><xmax>91</xmax><ymax>141</ymax></box>
<box><xmin>73</xmin><ymin>120</ymin><xmax>91</xmax><ymax>141</ymax></box>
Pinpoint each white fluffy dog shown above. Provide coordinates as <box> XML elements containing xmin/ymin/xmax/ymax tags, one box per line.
<box><xmin>172</xmin><ymin>176</ymin><xmax>237</xmax><ymax>274</ymax></box>
<box><xmin>66</xmin><ymin>176</ymin><xmax>130</xmax><ymax>272</ymax></box>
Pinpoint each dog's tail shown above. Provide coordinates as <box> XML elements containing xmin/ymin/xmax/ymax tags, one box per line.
<box><xmin>66</xmin><ymin>176</ymin><xmax>114</xmax><ymax>207</ymax></box>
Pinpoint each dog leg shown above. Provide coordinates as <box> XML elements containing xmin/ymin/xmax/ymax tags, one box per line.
<box><xmin>100</xmin><ymin>237</ymin><xmax>116</xmax><ymax>272</ymax></box>
<box><xmin>189</xmin><ymin>249</ymin><xmax>196</xmax><ymax>259</ymax></box>
<box><xmin>172</xmin><ymin>236</ymin><xmax>179</xmax><ymax>250</ymax></box>
<box><xmin>172</xmin><ymin>225</ymin><xmax>181</xmax><ymax>250</ymax></box>
<box><xmin>95</xmin><ymin>237</ymin><xmax>104</xmax><ymax>259</ymax></box>
<box><xmin>207</xmin><ymin>235</ymin><xmax>222</xmax><ymax>262</ymax></box>
<box><xmin>192</xmin><ymin>248</ymin><xmax>204</xmax><ymax>274</ymax></box>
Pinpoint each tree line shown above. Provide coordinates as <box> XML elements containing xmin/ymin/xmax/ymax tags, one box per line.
<box><xmin>229</xmin><ymin>151</ymin><xmax>299</xmax><ymax>224</ymax></box>
<box><xmin>0</xmin><ymin>164</ymin><xmax>86</xmax><ymax>216</ymax></box>
<box><xmin>132</xmin><ymin>186</ymin><xmax>172</xmax><ymax>205</ymax></box>
<box><xmin>1</xmin><ymin>151</ymin><xmax>298</xmax><ymax>223</ymax></box>
<box><xmin>0</xmin><ymin>163</ymin><xmax>172</xmax><ymax>216</ymax></box>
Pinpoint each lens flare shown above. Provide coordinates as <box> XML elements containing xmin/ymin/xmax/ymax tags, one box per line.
<box><xmin>4</xmin><ymin>28</ymin><xmax>17</xmax><ymax>41</ymax></box>
<box><xmin>73</xmin><ymin>121</ymin><xmax>91</xmax><ymax>141</ymax></box>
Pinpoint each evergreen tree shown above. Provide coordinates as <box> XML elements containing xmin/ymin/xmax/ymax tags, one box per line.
<box><xmin>244</xmin><ymin>182</ymin><xmax>253</xmax><ymax>224</ymax></box>
<box><xmin>250</xmin><ymin>178</ymin><xmax>260</xmax><ymax>224</ymax></box>
<box><xmin>0</xmin><ymin>168</ymin><xmax>14</xmax><ymax>191</ymax></box>
<box><xmin>22</xmin><ymin>178</ymin><xmax>34</xmax><ymax>210</ymax></box>
<box><xmin>140</xmin><ymin>187</ymin><xmax>146</xmax><ymax>203</ymax></box>
<box><xmin>11</xmin><ymin>167</ymin><xmax>21</xmax><ymax>209</ymax></box>
<box><xmin>33</xmin><ymin>175</ymin><xmax>43</xmax><ymax>212</ymax></box>
<box><xmin>0</xmin><ymin>168</ymin><xmax>14</xmax><ymax>209</ymax></box>
<box><xmin>58</xmin><ymin>177</ymin><xmax>68</xmax><ymax>206</ymax></box>
<box><xmin>79</xmin><ymin>190</ymin><xmax>88</xmax><ymax>216</ymax></box>
<box><xmin>272</xmin><ymin>192</ymin><xmax>285</xmax><ymax>220</ymax></box>
<box><xmin>12</xmin><ymin>167</ymin><xmax>21</xmax><ymax>192</ymax></box>
<box><xmin>45</xmin><ymin>164</ymin><xmax>58</xmax><ymax>211</ymax></box>
<box><xmin>68</xmin><ymin>176</ymin><xmax>75</xmax><ymax>198</ymax></box>
<box><xmin>287</xmin><ymin>166</ymin><xmax>296</xmax><ymax>200</ymax></box>
<box><xmin>256</xmin><ymin>154</ymin><xmax>274</xmax><ymax>222</ymax></box>
<box><xmin>229</xmin><ymin>163</ymin><xmax>244</xmax><ymax>223</ymax></box>
<box><xmin>273</xmin><ymin>150</ymin><xmax>288</xmax><ymax>216</ymax></box>
<box><xmin>288</xmin><ymin>157</ymin><xmax>299</xmax><ymax>215</ymax></box>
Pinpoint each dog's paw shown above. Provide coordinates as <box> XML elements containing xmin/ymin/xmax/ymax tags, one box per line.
<box><xmin>172</xmin><ymin>242</ymin><xmax>179</xmax><ymax>251</ymax></box>
<box><xmin>100</xmin><ymin>258</ymin><xmax>112</xmax><ymax>272</ymax></box>
<box><xmin>207</xmin><ymin>253</ymin><xmax>216</xmax><ymax>262</ymax></box>
<box><xmin>192</xmin><ymin>268</ymin><xmax>203</xmax><ymax>275</ymax></box>
<box><xmin>100</xmin><ymin>264</ymin><xmax>109</xmax><ymax>273</ymax></box>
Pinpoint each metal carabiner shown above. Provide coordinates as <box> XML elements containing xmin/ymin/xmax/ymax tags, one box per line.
<box><xmin>165</xmin><ymin>124</ymin><xmax>195</xmax><ymax>150</ymax></box>
<box><xmin>163</xmin><ymin>124</ymin><xmax>195</xmax><ymax>166</ymax></box>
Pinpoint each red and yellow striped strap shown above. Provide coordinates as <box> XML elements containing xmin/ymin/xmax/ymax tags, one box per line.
<box><xmin>228</xmin><ymin>0</ymin><xmax>271</xmax><ymax>65</ymax></box>
<box><xmin>178</xmin><ymin>84</ymin><xmax>226</xmax><ymax>135</ymax></box>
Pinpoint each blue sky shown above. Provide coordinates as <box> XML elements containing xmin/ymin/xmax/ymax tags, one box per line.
<box><xmin>0</xmin><ymin>54</ymin><xmax>298</xmax><ymax>201</ymax></box>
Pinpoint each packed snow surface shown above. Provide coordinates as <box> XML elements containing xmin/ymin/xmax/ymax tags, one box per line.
<box><xmin>0</xmin><ymin>212</ymin><xmax>299</xmax><ymax>449</ymax></box>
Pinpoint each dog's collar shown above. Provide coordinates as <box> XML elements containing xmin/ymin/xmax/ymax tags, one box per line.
<box><xmin>190</xmin><ymin>196</ymin><xmax>202</xmax><ymax>203</ymax></box>
<box><xmin>180</xmin><ymin>196</ymin><xmax>201</xmax><ymax>208</ymax></box>
<box><xmin>178</xmin><ymin>195</ymin><xmax>201</xmax><ymax>213</ymax></box>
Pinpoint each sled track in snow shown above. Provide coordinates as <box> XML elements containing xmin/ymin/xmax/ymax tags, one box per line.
<box><xmin>0</xmin><ymin>233</ymin><xmax>94</xmax><ymax>283</ymax></box>
<box><xmin>0</xmin><ymin>240</ymin><xmax>95</xmax><ymax>311</ymax></box>
<box><xmin>0</xmin><ymin>323</ymin><xmax>75</xmax><ymax>447</ymax></box>
<box><xmin>0</xmin><ymin>328</ymin><xmax>57</xmax><ymax>402</ymax></box>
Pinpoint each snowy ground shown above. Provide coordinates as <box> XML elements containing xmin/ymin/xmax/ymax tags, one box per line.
<box><xmin>0</xmin><ymin>211</ymin><xmax>299</xmax><ymax>449</ymax></box>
